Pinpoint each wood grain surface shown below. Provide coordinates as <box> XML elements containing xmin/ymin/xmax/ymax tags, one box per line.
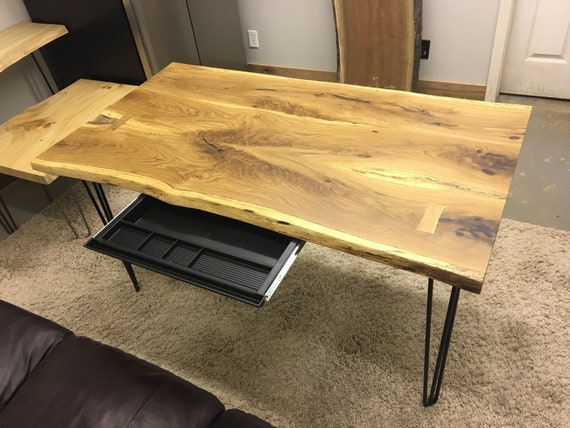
<box><xmin>33</xmin><ymin>63</ymin><xmax>532</xmax><ymax>292</ymax></box>
<box><xmin>333</xmin><ymin>0</ymin><xmax>420</xmax><ymax>90</ymax></box>
<box><xmin>0</xmin><ymin>22</ymin><xmax>68</xmax><ymax>73</ymax></box>
<box><xmin>0</xmin><ymin>79</ymin><xmax>134</xmax><ymax>184</ymax></box>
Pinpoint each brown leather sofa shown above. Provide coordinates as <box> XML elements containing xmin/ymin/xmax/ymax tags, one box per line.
<box><xmin>0</xmin><ymin>300</ymin><xmax>272</xmax><ymax>427</ymax></box>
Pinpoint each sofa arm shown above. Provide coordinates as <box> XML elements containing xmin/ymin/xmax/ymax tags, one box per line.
<box><xmin>0</xmin><ymin>300</ymin><xmax>72</xmax><ymax>412</ymax></box>
<box><xmin>0</xmin><ymin>336</ymin><xmax>226</xmax><ymax>427</ymax></box>
<box><xmin>211</xmin><ymin>409</ymin><xmax>275</xmax><ymax>428</ymax></box>
<box><xmin>0</xmin><ymin>300</ymin><xmax>274</xmax><ymax>428</ymax></box>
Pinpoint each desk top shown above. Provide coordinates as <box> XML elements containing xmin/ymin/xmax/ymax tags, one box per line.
<box><xmin>32</xmin><ymin>63</ymin><xmax>532</xmax><ymax>292</ymax></box>
<box><xmin>0</xmin><ymin>79</ymin><xmax>135</xmax><ymax>184</ymax></box>
<box><xmin>0</xmin><ymin>22</ymin><xmax>68</xmax><ymax>73</ymax></box>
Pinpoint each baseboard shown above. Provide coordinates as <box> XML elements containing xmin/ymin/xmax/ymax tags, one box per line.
<box><xmin>416</xmin><ymin>80</ymin><xmax>487</xmax><ymax>100</ymax></box>
<box><xmin>247</xmin><ymin>63</ymin><xmax>486</xmax><ymax>101</ymax></box>
<box><xmin>247</xmin><ymin>63</ymin><xmax>338</xmax><ymax>82</ymax></box>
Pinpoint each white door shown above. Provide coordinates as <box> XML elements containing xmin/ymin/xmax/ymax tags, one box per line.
<box><xmin>501</xmin><ymin>0</ymin><xmax>570</xmax><ymax>99</ymax></box>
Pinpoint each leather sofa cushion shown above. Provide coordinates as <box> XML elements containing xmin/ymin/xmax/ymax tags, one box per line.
<box><xmin>0</xmin><ymin>336</ymin><xmax>225</xmax><ymax>427</ymax></box>
<box><xmin>0</xmin><ymin>300</ymin><xmax>72</xmax><ymax>412</ymax></box>
<box><xmin>211</xmin><ymin>409</ymin><xmax>274</xmax><ymax>428</ymax></box>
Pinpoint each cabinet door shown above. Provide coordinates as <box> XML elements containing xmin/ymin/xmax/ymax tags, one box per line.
<box><xmin>124</xmin><ymin>0</ymin><xmax>201</xmax><ymax>75</ymax></box>
<box><xmin>186</xmin><ymin>0</ymin><xmax>247</xmax><ymax>71</ymax></box>
<box><xmin>24</xmin><ymin>0</ymin><xmax>147</xmax><ymax>88</ymax></box>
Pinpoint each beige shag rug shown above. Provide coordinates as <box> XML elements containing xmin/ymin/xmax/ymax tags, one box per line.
<box><xmin>1</xmin><ymin>184</ymin><xmax>569</xmax><ymax>427</ymax></box>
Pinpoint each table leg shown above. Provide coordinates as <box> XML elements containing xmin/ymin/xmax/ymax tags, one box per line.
<box><xmin>82</xmin><ymin>181</ymin><xmax>108</xmax><ymax>225</ymax></box>
<box><xmin>43</xmin><ymin>185</ymin><xmax>90</xmax><ymax>238</ymax></box>
<box><xmin>31</xmin><ymin>52</ymin><xmax>56</xmax><ymax>95</ymax></box>
<box><xmin>423</xmin><ymin>278</ymin><xmax>461</xmax><ymax>406</ymax></box>
<box><xmin>81</xmin><ymin>181</ymin><xmax>140</xmax><ymax>292</ymax></box>
<box><xmin>0</xmin><ymin>195</ymin><xmax>18</xmax><ymax>234</ymax></box>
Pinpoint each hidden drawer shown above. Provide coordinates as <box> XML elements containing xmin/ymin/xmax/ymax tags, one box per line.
<box><xmin>86</xmin><ymin>195</ymin><xmax>304</xmax><ymax>306</ymax></box>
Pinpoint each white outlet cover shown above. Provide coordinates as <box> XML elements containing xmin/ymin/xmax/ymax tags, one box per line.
<box><xmin>247</xmin><ymin>29</ymin><xmax>259</xmax><ymax>48</ymax></box>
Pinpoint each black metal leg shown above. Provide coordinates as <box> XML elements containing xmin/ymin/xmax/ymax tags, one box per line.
<box><xmin>82</xmin><ymin>181</ymin><xmax>107</xmax><ymax>225</ymax></box>
<box><xmin>43</xmin><ymin>185</ymin><xmax>87</xmax><ymax>238</ymax></box>
<box><xmin>81</xmin><ymin>181</ymin><xmax>140</xmax><ymax>292</ymax></box>
<box><xmin>423</xmin><ymin>278</ymin><xmax>461</xmax><ymax>406</ymax></box>
<box><xmin>31</xmin><ymin>52</ymin><xmax>56</xmax><ymax>95</ymax></box>
<box><xmin>93</xmin><ymin>183</ymin><xmax>115</xmax><ymax>223</ymax></box>
<box><xmin>0</xmin><ymin>212</ymin><xmax>12</xmax><ymax>234</ymax></box>
<box><xmin>122</xmin><ymin>261</ymin><xmax>140</xmax><ymax>292</ymax></box>
<box><xmin>0</xmin><ymin>195</ymin><xmax>18</xmax><ymax>234</ymax></box>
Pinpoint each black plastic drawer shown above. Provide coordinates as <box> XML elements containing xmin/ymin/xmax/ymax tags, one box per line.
<box><xmin>85</xmin><ymin>195</ymin><xmax>304</xmax><ymax>306</ymax></box>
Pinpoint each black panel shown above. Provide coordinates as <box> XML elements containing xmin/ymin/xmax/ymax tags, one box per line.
<box><xmin>86</xmin><ymin>195</ymin><xmax>304</xmax><ymax>306</ymax></box>
<box><xmin>23</xmin><ymin>0</ymin><xmax>146</xmax><ymax>88</ymax></box>
<box><xmin>186</xmin><ymin>0</ymin><xmax>247</xmax><ymax>71</ymax></box>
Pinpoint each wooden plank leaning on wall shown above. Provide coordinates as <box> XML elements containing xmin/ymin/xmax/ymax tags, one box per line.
<box><xmin>332</xmin><ymin>0</ymin><xmax>422</xmax><ymax>91</ymax></box>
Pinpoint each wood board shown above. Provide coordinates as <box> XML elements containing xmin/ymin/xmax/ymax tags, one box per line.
<box><xmin>32</xmin><ymin>63</ymin><xmax>532</xmax><ymax>292</ymax></box>
<box><xmin>333</xmin><ymin>0</ymin><xmax>421</xmax><ymax>91</ymax></box>
<box><xmin>0</xmin><ymin>79</ymin><xmax>135</xmax><ymax>184</ymax></box>
<box><xmin>0</xmin><ymin>22</ymin><xmax>68</xmax><ymax>73</ymax></box>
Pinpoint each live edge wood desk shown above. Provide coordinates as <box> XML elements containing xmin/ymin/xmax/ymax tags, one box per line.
<box><xmin>32</xmin><ymin>62</ymin><xmax>532</xmax><ymax>405</ymax></box>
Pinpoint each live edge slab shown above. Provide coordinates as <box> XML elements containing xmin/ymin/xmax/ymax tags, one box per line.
<box><xmin>0</xmin><ymin>79</ymin><xmax>135</xmax><ymax>185</ymax></box>
<box><xmin>0</xmin><ymin>22</ymin><xmax>68</xmax><ymax>73</ymax></box>
<box><xmin>32</xmin><ymin>63</ymin><xmax>532</xmax><ymax>293</ymax></box>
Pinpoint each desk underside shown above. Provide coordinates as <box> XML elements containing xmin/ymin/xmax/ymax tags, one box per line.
<box><xmin>33</xmin><ymin>63</ymin><xmax>532</xmax><ymax>293</ymax></box>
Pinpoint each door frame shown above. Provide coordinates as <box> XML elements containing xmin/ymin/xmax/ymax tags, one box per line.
<box><xmin>485</xmin><ymin>0</ymin><xmax>516</xmax><ymax>101</ymax></box>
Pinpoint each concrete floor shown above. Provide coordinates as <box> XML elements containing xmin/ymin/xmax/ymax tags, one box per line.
<box><xmin>500</xmin><ymin>95</ymin><xmax>570</xmax><ymax>231</ymax></box>
<box><xmin>1</xmin><ymin>96</ymin><xmax>569</xmax><ymax>241</ymax></box>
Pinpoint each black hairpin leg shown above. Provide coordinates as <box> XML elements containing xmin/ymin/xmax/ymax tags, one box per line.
<box><xmin>116</xmin><ymin>260</ymin><xmax>139</xmax><ymax>292</ymax></box>
<box><xmin>423</xmin><ymin>278</ymin><xmax>461</xmax><ymax>406</ymax></box>
<box><xmin>43</xmin><ymin>185</ymin><xmax>91</xmax><ymax>238</ymax></box>
<box><xmin>31</xmin><ymin>52</ymin><xmax>56</xmax><ymax>95</ymax></box>
<box><xmin>82</xmin><ymin>181</ymin><xmax>140</xmax><ymax>291</ymax></box>
<box><xmin>0</xmin><ymin>195</ymin><xmax>18</xmax><ymax>234</ymax></box>
<box><xmin>82</xmin><ymin>181</ymin><xmax>113</xmax><ymax>224</ymax></box>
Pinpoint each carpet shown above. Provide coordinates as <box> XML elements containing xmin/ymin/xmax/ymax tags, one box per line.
<box><xmin>1</xmin><ymin>184</ymin><xmax>569</xmax><ymax>427</ymax></box>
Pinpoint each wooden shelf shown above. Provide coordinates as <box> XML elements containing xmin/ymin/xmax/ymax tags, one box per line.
<box><xmin>0</xmin><ymin>79</ymin><xmax>135</xmax><ymax>184</ymax></box>
<box><xmin>0</xmin><ymin>22</ymin><xmax>68</xmax><ymax>73</ymax></box>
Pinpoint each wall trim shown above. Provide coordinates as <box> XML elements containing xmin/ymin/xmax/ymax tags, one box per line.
<box><xmin>416</xmin><ymin>79</ymin><xmax>486</xmax><ymax>100</ymax></box>
<box><xmin>248</xmin><ymin>63</ymin><xmax>486</xmax><ymax>100</ymax></box>
<box><xmin>485</xmin><ymin>0</ymin><xmax>516</xmax><ymax>101</ymax></box>
<box><xmin>247</xmin><ymin>63</ymin><xmax>338</xmax><ymax>82</ymax></box>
